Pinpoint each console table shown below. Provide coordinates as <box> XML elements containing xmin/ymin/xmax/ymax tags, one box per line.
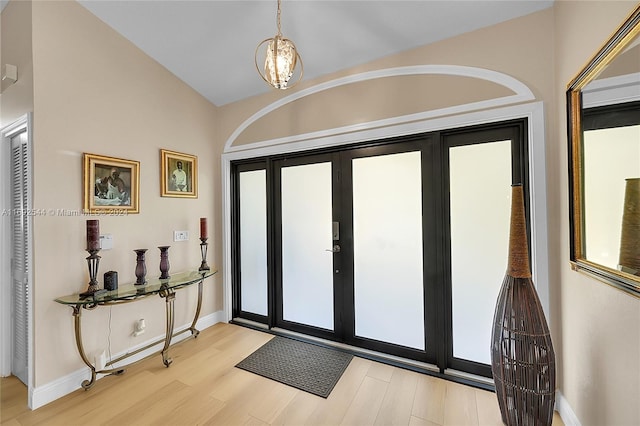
<box><xmin>54</xmin><ymin>269</ymin><xmax>216</xmax><ymax>390</ymax></box>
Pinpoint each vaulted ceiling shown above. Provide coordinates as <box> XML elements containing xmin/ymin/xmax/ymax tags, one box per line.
<box><xmin>74</xmin><ymin>1</ymin><xmax>554</xmax><ymax>107</ymax></box>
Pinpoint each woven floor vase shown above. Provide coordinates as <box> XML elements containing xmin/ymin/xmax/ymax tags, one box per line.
<box><xmin>491</xmin><ymin>185</ymin><xmax>556</xmax><ymax>426</ymax></box>
<box><xmin>618</xmin><ymin>178</ymin><xmax>640</xmax><ymax>275</ymax></box>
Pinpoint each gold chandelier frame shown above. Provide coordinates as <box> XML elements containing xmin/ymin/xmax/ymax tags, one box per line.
<box><xmin>255</xmin><ymin>0</ymin><xmax>303</xmax><ymax>89</ymax></box>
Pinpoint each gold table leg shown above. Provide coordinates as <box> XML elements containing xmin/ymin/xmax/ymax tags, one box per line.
<box><xmin>159</xmin><ymin>288</ymin><xmax>176</xmax><ymax>367</ymax></box>
<box><xmin>72</xmin><ymin>304</ymin><xmax>125</xmax><ymax>390</ymax></box>
<box><xmin>188</xmin><ymin>279</ymin><xmax>203</xmax><ymax>338</ymax></box>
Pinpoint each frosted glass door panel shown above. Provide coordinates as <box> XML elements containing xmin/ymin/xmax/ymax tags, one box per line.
<box><xmin>281</xmin><ymin>163</ymin><xmax>334</xmax><ymax>330</ymax></box>
<box><xmin>449</xmin><ymin>141</ymin><xmax>511</xmax><ymax>364</ymax></box>
<box><xmin>239</xmin><ymin>170</ymin><xmax>268</xmax><ymax>316</ymax></box>
<box><xmin>353</xmin><ymin>152</ymin><xmax>425</xmax><ymax>350</ymax></box>
<box><xmin>583</xmin><ymin>125</ymin><xmax>640</xmax><ymax>269</ymax></box>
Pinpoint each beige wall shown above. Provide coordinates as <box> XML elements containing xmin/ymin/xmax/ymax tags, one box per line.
<box><xmin>219</xmin><ymin>8</ymin><xmax>556</xmax><ymax>148</ymax></box>
<box><xmin>233</xmin><ymin>75</ymin><xmax>513</xmax><ymax>146</ymax></box>
<box><xmin>553</xmin><ymin>2</ymin><xmax>640</xmax><ymax>425</ymax></box>
<box><xmin>26</xmin><ymin>1</ymin><xmax>219</xmax><ymax>386</ymax></box>
<box><xmin>0</xmin><ymin>0</ymin><xmax>34</xmax><ymax>127</ymax></box>
<box><xmin>600</xmin><ymin>43</ymin><xmax>640</xmax><ymax>79</ymax></box>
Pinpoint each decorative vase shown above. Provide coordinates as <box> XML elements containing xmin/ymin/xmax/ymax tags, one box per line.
<box><xmin>618</xmin><ymin>177</ymin><xmax>640</xmax><ymax>275</ymax></box>
<box><xmin>490</xmin><ymin>184</ymin><xmax>556</xmax><ymax>426</ymax></box>
<box><xmin>158</xmin><ymin>246</ymin><xmax>171</xmax><ymax>279</ymax></box>
<box><xmin>134</xmin><ymin>249</ymin><xmax>148</xmax><ymax>285</ymax></box>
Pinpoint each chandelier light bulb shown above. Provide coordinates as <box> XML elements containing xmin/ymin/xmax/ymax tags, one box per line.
<box><xmin>255</xmin><ymin>0</ymin><xmax>303</xmax><ymax>89</ymax></box>
<box><xmin>265</xmin><ymin>36</ymin><xmax>297</xmax><ymax>89</ymax></box>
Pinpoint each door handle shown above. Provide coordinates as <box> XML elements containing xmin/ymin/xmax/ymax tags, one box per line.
<box><xmin>325</xmin><ymin>244</ymin><xmax>341</xmax><ymax>253</ymax></box>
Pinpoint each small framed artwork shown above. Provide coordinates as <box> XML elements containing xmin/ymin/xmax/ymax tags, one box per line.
<box><xmin>83</xmin><ymin>153</ymin><xmax>140</xmax><ymax>214</ymax></box>
<box><xmin>160</xmin><ymin>149</ymin><xmax>198</xmax><ymax>198</ymax></box>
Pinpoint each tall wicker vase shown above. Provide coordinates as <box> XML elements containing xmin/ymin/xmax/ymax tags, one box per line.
<box><xmin>618</xmin><ymin>177</ymin><xmax>640</xmax><ymax>275</ymax></box>
<box><xmin>491</xmin><ymin>185</ymin><xmax>556</xmax><ymax>426</ymax></box>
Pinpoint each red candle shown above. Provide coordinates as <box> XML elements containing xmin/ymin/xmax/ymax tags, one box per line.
<box><xmin>86</xmin><ymin>219</ymin><xmax>100</xmax><ymax>251</ymax></box>
<box><xmin>200</xmin><ymin>217</ymin><xmax>208</xmax><ymax>239</ymax></box>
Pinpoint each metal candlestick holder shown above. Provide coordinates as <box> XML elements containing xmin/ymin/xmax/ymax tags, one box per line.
<box><xmin>199</xmin><ymin>238</ymin><xmax>210</xmax><ymax>271</ymax></box>
<box><xmin>85</xmin><ymin>249</ymin><xmax>101</xmax><ymax>293</ymax></box>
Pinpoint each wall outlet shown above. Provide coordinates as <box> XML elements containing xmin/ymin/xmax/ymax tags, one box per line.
<box><xmin>95</xmin><ymin>351</ymin><xmax>106</xmax><ymax>370</ymax></box>
<box><xmin>133</xmin><ymin>318</ymin><xmax>146</xmax><ymax>337</ymax></box>
<box><xmin>174</xmin><ymin>230</ymin><xmax>189</xmax><ymax>242</ymax></box>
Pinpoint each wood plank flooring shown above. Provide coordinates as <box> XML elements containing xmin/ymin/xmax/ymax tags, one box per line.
<box><xmin>1</xmin><ymin>323</ymin><xmax>564</xmax><ymax>425</ymax></box>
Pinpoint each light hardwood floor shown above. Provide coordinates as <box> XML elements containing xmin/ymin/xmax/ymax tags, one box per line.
<box><xmin>1</xmin><ymin>323</ymin><xmax>564</xmax><ymax>426</ymax></box>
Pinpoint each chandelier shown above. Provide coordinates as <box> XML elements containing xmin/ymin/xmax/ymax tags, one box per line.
<box><xmin>255</xmin><ymin>0</ymin><xmax>303</xmax><ymax>89</ymax></box>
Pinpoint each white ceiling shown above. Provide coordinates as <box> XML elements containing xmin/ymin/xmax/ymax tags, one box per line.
<box><xmin>76</xmin><ymin>0</ymin><xmax>554</xmax><ymax>107</ymax></box>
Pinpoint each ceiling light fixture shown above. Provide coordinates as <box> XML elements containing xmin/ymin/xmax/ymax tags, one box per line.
<box><xmin>255</xmin><ymin>0</ymin><xmax>303</xmax><ymax>90</ymax></box>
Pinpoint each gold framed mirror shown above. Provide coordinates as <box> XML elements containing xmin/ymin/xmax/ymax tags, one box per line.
<box><xmin>567</xmin><ymin>4</ymin><xmax>640</xmax><ymax>296</ymax></box>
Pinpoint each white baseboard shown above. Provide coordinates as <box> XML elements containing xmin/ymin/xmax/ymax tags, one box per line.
<box><xmin>556</xmin><ymin>390</ymin><xmax>581</xmax><ymax>426</ymax></box>
<box><xmin>30</xmin><ymin>310</ymin><xmax>225</xmax><ymax>410</ymax></box>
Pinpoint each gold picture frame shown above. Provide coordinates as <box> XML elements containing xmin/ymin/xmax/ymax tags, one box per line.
<box><xmin>160</xmin><ymin>149</ymin><xmax>198</xmax><ymax>198</ymax></box>
<box><xmin>566</xmin><ymin>4</ymin><xmax>640</xmax><ymax>296</ymax></box>
<box><xmin>83</xmin><ymin>153</ymin><xmax>140</xmax><ymax>214</ymax></box>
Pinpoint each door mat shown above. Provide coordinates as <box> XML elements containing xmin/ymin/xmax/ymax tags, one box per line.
<box><xmin>235</xmin><ymin>336</ymin><xmax>353</xmax><ymax>398</ymax></box>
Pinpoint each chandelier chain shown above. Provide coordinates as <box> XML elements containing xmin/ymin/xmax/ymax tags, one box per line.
<box><xmin>276</xmin><ymin>0</ymin><xmax>282</xmax><ymax>36</ymax></box>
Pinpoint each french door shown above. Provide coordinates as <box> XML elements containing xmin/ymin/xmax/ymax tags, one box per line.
<box><xmin>232</xmin><ymin>120</ymin><xmax>528</xmax><ymax>377</ymax></box>
<box><xmin>272</xmin><ymin>142</ymin><xmax>429</xmax><ymax>362</ymax></box>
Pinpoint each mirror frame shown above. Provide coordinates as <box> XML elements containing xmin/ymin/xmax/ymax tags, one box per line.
<box><xmin>567</xmin><ymin>4</ymin><xmax>640</xmax><ymax>297</ymax></box>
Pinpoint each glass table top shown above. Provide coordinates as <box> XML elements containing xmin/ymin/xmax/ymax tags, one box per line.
<box><xmin>55</xmin><ymin>269</ymin><xmax>217</xmax><ymax>306</ymax></box>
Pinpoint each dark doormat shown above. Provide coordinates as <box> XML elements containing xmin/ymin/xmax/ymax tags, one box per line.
<box><xmin>235</xmin><ymin>336</ymin><xmax>353</xmax><ymax>398</ymax></box>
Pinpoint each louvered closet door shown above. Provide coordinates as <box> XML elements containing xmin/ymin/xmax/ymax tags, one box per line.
<box><xmin>11</xmin><ymin>130</ymin><xmax>29</xmax><ymax>385</ymax></box>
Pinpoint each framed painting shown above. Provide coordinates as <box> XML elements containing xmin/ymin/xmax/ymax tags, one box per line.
<box><xmin>160</xmin><ymin>149</ymin><xmax>198</xmax><ymax>198</ymax></box>
<box><xmin>83</xmin><ymin>153</ymin><xmax>140</xmax><ymax>214</ymax></box>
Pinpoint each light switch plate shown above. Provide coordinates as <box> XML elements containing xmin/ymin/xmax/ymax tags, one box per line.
<box><xmin>174</xmin><ymin>230</ymin><xmax>189</xmax><ymax>242</ymax></box>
